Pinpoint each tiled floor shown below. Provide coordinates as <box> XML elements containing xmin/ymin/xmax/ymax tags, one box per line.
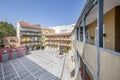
<box><xmin>0</xmin><ymin>50</ymin><xmax>64</xmax><ymax>80</ymax></box>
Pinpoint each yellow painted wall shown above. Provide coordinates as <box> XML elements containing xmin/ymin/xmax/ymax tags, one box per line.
<box><xmin>84</xmin><ymin>44</ymin><xmax>97</xmax><ymax>78</ymax></box>
<box><xmin>86</xmin><ymin>21</ymin><xmax>97</xmax><ymax>45</ymax></box>
<box><xmin>41</xmin><ymin>29</ymin><xmax>55</xmax><ymax>47</ymax></box>
<box><xmin>21</xmin><ymin>37</ymin><xmax>30</xmax><ymax>42</ymax></box>
<box><xmin>75</xmin><ymin>6</ymin><xmax>120</xmax><ymax>80</ymax></box>
<box><xmin>87</xmin><ymin>7</ymin><xmax>116</xmax><ymax>51</ymax></box>
<box><xmin>104</xmin><ymin>7</ymin><xmax>115</xmax><ymax>51</ymax></box>
<box><xmin>76</xmin><ymin>42</ymin><xmax>120</xmax><ymax>80</ymax></box>
<box><xmin>100</xmin><ymin>49</ymin><xmax>120</xmax><ymax>80</ymax></box>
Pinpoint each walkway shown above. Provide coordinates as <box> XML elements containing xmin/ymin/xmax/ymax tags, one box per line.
<box><xmin>0</xmin><ymin>50</ymin><xmax>65</xmax><ymax>80</ymax></box>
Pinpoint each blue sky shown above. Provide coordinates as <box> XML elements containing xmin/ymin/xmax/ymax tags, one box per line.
<box><xmin>0</xmin><ymin>0</ymin><xmax>86</xmax><ymax>27</ymax></box>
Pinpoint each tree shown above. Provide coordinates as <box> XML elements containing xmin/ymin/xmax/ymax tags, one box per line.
<box><xmin>0</xmin><ymin>21</ymin><xmax>16</xmax><ymax>41</ymax></box>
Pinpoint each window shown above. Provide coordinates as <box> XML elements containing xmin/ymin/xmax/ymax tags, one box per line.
<box><xmin>76</xmin><ymin>26</ymin><xmax>83</xmax><ymax>41</ymax></box>
<box><xmin>10</xmin><ymin>39</ymin><xmax>16</xmax><ymax>42</ymax></box>
<box><xmin>80</xmin><ymin>27</ymin><xmax>83</xmax><ymax>41</ymax></box>
<box><xmin>76</xmin><ymin>27</ymin><xmax>79</xmax><ymax>41</ymax></box>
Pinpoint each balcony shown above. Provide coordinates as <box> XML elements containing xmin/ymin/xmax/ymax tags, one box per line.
<box><xmin>73</xmin><ymin>40</ymin><xmax>120</xmax><ymax>80</ymax></box>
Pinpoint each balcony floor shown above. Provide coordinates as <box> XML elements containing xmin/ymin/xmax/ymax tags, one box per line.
<box><xmin>0</xmin><ymin>50</ymin><xmax>65</xmax><ymax>80</ymax></box>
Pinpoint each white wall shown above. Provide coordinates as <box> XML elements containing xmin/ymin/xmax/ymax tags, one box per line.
<box><xmin>50</xmin><ymin>24</ymin><xmax>75</xmax><ymax>33</ymax></box>
<box><xmin>16</xmin><ymin>22</ymin><xmax>21</xmax><ymax>43</ymax></box>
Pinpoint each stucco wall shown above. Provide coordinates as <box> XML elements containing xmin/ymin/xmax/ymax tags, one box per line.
<box><xmin>104</xmin><ymin>7</ymin><xmax>115</xmax><ymax>51</ymax></box>
<box><xmin>100</xmin><ymin>49</ymin><xmax>120</xmax><ymax>80</ymax></box>
<box><xmin>76</xmin><ymin>41</ymin><xmax>84</xmax><ymax>57</ymax></box>
<box><xmin>86</xmin><ymin>21</ymin><xmax>97</xmax><ymax>45</ymax></box>
<box><xmin>84</xmin><ymin>44</ymin><xmax>97</xmax><ymax>78</ymax></box>
<box><xmin>86</xmin><ymin>7</ymin><xmax>116</xmax><ymax>51</ymax></box>
<box><xmin>76</xmin><ymin>42</ymin><xmax>120</xmax><ymax>80</ymax></box>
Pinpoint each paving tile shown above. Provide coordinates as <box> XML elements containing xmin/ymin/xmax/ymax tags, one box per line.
<box><xmin>33</xmin><ymin>71</ymin><xmax>44</xmax><ymax>77</ymax></box>
<box><xmin>5</xmin><ymin>73</ymin><xmax>17</xmax><ymax>80</ymax></box>
<box><xmin>24</xmin><ymin>76</ymin><xmax>35</xmax><ymax>80</ymax></box>
<box><xmin>12</xmin><ymin>77</ymin><xmax>20</xmax><ymax>80</ymax></box>
<box><xmin>0</xmin><ymin>74</ymin><xmax>3</xmax><ymax>78</ymax></box>
<box><xmin>0</xmin><ymin>50</ymin><xmax>63</xmax><ymax>80</ymax></box>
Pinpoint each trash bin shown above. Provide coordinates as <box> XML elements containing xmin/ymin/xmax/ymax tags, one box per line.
<box><xmin>10</xmin><ymin>48</ymin><xmax>18</xmax><ymax>59</ymax></box>
<box><xmin>2</xmin><ymin>50</ymin><xmax>9</xmax><ymax>61</ymax></box>
<box><xmin>20</xmin><ymin>48</ymin><xmax>24</xmax><ymax>57</ymax></box>
<box><xmin>11</xmin><ymin>52</ymin><xmax>17</xmax><ymax>59</ymax></box>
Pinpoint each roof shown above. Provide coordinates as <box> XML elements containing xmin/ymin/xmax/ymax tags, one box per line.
<box><xmin>18</xmin><ymin>21</ymin><xmax>42</xmax><ymax>29</ymax></box>
<box><xmin>46</xmin><ymin>32</ymin><xmax>71</xmax><ymax>36</ymax></box>
<box><xmin>3</xmin><ymin>36</ymin><xmax>19</xmax><ymax>45</ymax></box>
<box><xmin>41</xmin><ymin>27</ymin><xmax>55</xmax><ymax>31</ymax></box>
<box><xmin>18</xmin><ymin>21</ymin><xmax>54</xmax><ymax>31</ymax></box>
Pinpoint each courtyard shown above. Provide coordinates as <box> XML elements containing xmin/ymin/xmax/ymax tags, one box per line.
<box><xmin>0</xmin><ymin>50</ymin><xmax>65</xmax><ymax>80</ymax></box>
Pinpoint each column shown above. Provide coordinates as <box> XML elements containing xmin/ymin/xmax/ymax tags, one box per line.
<box><xmin>97</xmin><ymin>0</ymin><xmax>103</xmax><ymax>80</ymax></box>
<box><xmin>82</xmin><ymin>17</ymin><xmax>86</xmax><ymax>43</ymax></box>
<box><xmin>82</xmin><ymin>17</ymin><xmax>86</xmax><ymax>80</ymax></box>
<box><xmin>83</xmin><ymin>64</ymin><xmax>86</xmax><ymax>80</ymax></box>
<box><xmin>78</xmin><ymin>26</ymin><xmax>81</xmax><ymax>41</ymax></box>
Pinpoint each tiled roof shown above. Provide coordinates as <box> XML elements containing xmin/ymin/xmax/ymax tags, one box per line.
<box><xmin>3</xmin><ymin>36</ymin><xmax>19</xmax><ymax>43</ymax></box>
<box><xmin>39</xmin><ymin>25</ymin><xmax>54</xmax><ymax>31</ymax></box>
<box><xmin>18</xmin><ymin>21</ymin><xmax>42</xmax><ymax>29</ymax></box>
<box><xmin>46</xmin><ymin>32</ymin><xmax>71</xmax><ymax>36</ymax></box>
<box><xmin>18</xmin><ymin>21</ymin><xmax>54</xmax><ymax>31</ymax></box>
<box><xmin>41</xmin><ymin>27</ymin><xmax>55</xmax><ymax>31</ymax></box>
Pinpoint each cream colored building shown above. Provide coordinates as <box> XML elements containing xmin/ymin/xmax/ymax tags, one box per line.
<box><xmin>46</xmin><ymin>33</ymin><xmax>71</xmax><ymax>53</ymax></box>
<box><xmin>46</xmin><ymin>24</ymin><xmax>74</xmax><ymax>53</ymax></box>
<box><xmin>72</xmin><ymin>0</ymin><xmax>120</xmax><ymax>80</ymax></box>
<box><xmin>17</xmin><ymin>21</ymin><xmax>43</xmax><ymax>51</ymax></box>
<box><xmin>40</xmin><ymin>27</ymin><xmax>55</xmax><ymax>48</ymax></box>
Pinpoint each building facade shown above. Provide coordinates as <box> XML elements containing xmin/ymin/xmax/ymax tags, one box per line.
<box><xmin>46</xmin><ymin>24</ymin><xmax>74</xmax><ymax>53</ymax></box>
<box><xmin>0</xmin><ymin>37</ymin><xmax>20</xmax><ymax>48</ymax></box>
<box><xmin>72</xmin><ymin>0</ymin><xmax>120</xmax><ymax>80</ymax></box>
<box><xmin>17</xmin><ymin>21</ymin><xmax>42</xmax><ymax>51</ymax></box>
<box><xmin>41</xmin><ymin>27</ymin><xmax>55</xmax><ymax>49</ymax></box>
<box><xmin>50</xmin><ymin>24</ymin><xmax>75</xmax><ymax>33</ymax></box>
<box><xmin>46</xmin><ymin>33</ymin><xmax>71</xmax><ymax>53</ymax></box>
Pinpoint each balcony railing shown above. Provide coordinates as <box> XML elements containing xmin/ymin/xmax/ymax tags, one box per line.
<box><xmin>75</xmin><ymin>41</ymin><xmax>120</xmax><ymax>80</ymax></box>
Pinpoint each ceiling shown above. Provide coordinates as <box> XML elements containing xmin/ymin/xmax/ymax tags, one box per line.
<box><xmin>85</xmin><ymin>0</ymin><xmax>120</xmax><ymax>26</ymax></box>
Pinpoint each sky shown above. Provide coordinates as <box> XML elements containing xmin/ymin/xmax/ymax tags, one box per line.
<box><xmin>0</xmin><ymin>0</ymin><xmax>86</xmax><ymax>27</ymax></box>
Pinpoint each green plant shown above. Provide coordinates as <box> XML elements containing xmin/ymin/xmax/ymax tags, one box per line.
<box><xmin>63</xmin><ymin>48</ymin><xmax>69</xmax><ymax>53</ymax></box>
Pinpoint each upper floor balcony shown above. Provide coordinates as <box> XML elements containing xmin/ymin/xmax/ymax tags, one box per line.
<box><xmin>72</xmin><ymin>0</ymin><xmax>120</xmax><ymax>80</ymax></box>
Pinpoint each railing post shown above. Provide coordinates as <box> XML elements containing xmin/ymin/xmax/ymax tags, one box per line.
<box><xmin>82</xmin><ymin>17</ymin><xmax>86</xmax><ymax>80</ymax></box>
<box><xmin>78</xmin><ymin>26</ymin><xmax>81</xmax><ymax>41</ymax></box>
<box><xmin>82</xmin><ymin>17</ymin><xmax>86</xmax><ymax>44</ymax></box>
<box><xmin>83</xmin><ymin>64</ymin><xmax>86</xmax><ymax>80</ymax></box>
<box><xmin>97</xmin><ymin>0</ymin><xmax>103</xmax><ymax>80</ymax></box>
